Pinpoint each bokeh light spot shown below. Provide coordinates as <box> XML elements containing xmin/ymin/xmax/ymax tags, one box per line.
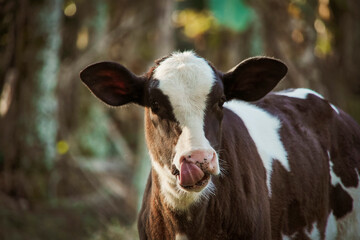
<box><xmin>288</xmin><ymin>3</ymin><xmax>301</xmax><ymax>19</ymax></box>
<box><xmin>64</xmin><ymin>2</ymin><xmax>77</xmax><ymax>17</ymax></box>
<box><xmin>314</xmin><ymin>19</ymin><xmax>326</xmax><ymax>34</ymax></box>
<box><xmin>174</xmin><ymin>10</ymin><xmax>214</xmax><ymax>39</ymax></box>
<box><xmin>318</xmin><ymin>3</ymin><xmax>330</xmax><ymax>20</ymax></box>
<box><xmin>76</xmin><ymin>27</ymin><xmax>89</xmax><ymax>50</ymax></box>
<box><xmin>291</xmin><ymin>29</ymin><xmax>304</xmax><ymax>43</ymax></box>
<box><xmin>57</xmin><ymin>140</ymin><xmax>69</xmax><ymax>155</ymax></box>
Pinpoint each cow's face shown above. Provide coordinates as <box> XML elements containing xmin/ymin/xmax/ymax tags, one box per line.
<box><xmin>145</xmin><ymin>52</ymin><xmax>224</xmax><ymax>193</ymax></box>
<box><xmin>80</xmin><ymin>51</ymin><xmax>287</xmax><ymax>208</ymax></box>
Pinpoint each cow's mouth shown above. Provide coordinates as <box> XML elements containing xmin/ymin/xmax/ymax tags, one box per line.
<box><xmin>171</xmin><ymin>162</ymin><xmax>211</xmax><ymax>192</ymax></box>
<box><xmin>178</xmin><ymin>173</ymin><xmax>210</xmax><ymax>191</ymax></box>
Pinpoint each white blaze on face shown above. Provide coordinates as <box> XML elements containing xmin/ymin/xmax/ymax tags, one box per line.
<box><xmin>153</xmin><ymin>51</ymin><xmax>217</xmax><ymax>170</ymax></box>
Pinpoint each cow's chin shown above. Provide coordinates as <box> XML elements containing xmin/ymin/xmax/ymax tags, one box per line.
<box><xmin>177</xmin><ymin>174</ymin><xmax>211</xmax><ymax>192</ymax></box>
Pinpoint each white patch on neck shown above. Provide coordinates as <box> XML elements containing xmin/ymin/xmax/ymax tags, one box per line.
<box><xmin>224</xmin><ymin>100</ymin><xmax>289</xmax><ymax>196</ymax></box>
<box><xmin>154</xmin><ymin>51</ymin><xmax>217</xmax><ymax>170</ymax></box>
<box><xmin>275</xmin><ymin>88</ymin><xmax>339</xmax><ymax>114</ymax></box>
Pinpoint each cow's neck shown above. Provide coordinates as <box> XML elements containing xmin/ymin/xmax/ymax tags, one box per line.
<box><xmin>141</xmin><ymin>110</ymin><xmax>248</xmax><ymax>238</ymax></box>
<box><xmin>147</xmin><ymin>169</ymin><xmax>211</xmax><ymax>238</ymax></box>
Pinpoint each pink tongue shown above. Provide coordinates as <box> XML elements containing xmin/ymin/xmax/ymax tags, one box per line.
<box><xmin>179</xmin><ymin>162</ymin><xmax>205</xmax><ymax>187</ymax></box>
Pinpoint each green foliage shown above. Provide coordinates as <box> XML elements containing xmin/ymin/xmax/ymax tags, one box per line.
<box><xmin>75</xmin><ymin>105</ymin><xmax>114</xmax><ymax>158</ymax></box>
<box><xmin>90</xmin><ymin>0</ymin><xmax>108</xmax><ymax>40</ymax></box>
<box><xmin>209</xmin><ymin>0</ymin><xmax>255</xmax><ymax>32</ymax></box>
<box><xmin>250</xmin><ymin>15</ymin><xmax>264</xmax><ymax>56</ymax></box>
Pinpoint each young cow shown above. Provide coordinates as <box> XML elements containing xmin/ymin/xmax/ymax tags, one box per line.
<box><xmin>80</xmin><ymin>51</ymin><xmax>360</xmax><ymax>240</ymax></box>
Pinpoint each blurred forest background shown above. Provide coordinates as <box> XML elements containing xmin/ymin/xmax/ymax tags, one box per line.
<box><xmin>0</xmin><ymin>0</ymin><xmax>359</xmax><ymax>239</ymax></box>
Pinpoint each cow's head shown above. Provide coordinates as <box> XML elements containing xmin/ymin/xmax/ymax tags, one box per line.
<box><xmin>80</xmin><ymin>51</ymin><xmax>287</xmax><ymax>209</ymax></box>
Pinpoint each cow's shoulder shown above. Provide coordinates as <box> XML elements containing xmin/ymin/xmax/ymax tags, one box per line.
<box><xmin>260</xmin><ymin>88</ymin><xmax>337</xmax><ymax>123</ymax></box>
<box><xmin>224</xmin><ymin>100</ymin><xmax>289</xmax><ymax>196</ymax></box>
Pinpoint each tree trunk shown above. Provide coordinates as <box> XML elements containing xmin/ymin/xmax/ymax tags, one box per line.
<box><xmin>0</xmin><ymin>0</ymin><xmax>63</xmax><ymax>202</ymax></box>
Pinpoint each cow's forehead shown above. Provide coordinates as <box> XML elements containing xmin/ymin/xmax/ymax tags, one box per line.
<box><xmin>153</xmin><ymin>51</ymin><xmax>216</xmax><ymax>125</ymax></box>
<box><xmin>153</xmin><ymin>51</ymin><xmax>215</xmax><ymax>93</ymax></box>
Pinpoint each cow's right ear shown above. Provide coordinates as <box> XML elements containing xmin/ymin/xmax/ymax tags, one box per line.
<box><xmin>222</xmin><ymin>57</ymin><xmax>287</xmax><ymax>101</ymax></box>
<box><xmin>80</xmin><ymin>61</ymin><xmax>145</xmax><ymax>106</ymax></box>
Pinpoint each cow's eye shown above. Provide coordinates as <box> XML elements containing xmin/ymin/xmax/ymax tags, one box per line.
<box><xmin>151</xmin><ymin>101</ymin><xmax>160</xmax><ymax>113</ymax></box>
<box><xmin>218</xmin><ymin>96</ymin><xmax>226</xmax><ymax>108</ymax></box>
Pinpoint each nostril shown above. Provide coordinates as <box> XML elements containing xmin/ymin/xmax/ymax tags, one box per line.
<box><xmin>204</xmin><ymin>153</ymin><xmax>214</xmax><ymax>162</ymax></box>
<box><xmin>181</xmin><ymin>155</ymin><xmax>188</xmax><ymax>163</ymax></box>
<box><xmin>171</xmin><ymin>164</ymin><xmax>179</xmax><ymax>176</ymax></box>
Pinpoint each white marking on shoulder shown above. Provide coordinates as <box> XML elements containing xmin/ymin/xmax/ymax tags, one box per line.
<box><xmin>325</xmin><ymin>211</ymin><xmax>337</xmax><ymax>240</ymax></box>
<box><xmin>275</xmin><ymin>88</ymin><xmax>324</xmax><ymax>99</ymax></box>
<box><xmin>175</xmin><ymin>233</ymin><xmax>188</xmax><ymax>240</ymax></box>
<box><xmin>328</xmin><ymin>151</ymin><xmax>360</xmax><ymax>238</ymax></box>
<box><xmin>329</xmin><ymin>160</ymin><xmax>343</xmax><ymax>187</ymax></box>
<box><xmin>282</xmin><ymin>235</ymin><xmax>291</xmax><ymax>240</ymax></box>
<box><xmin>282</xmin><ymin>232</ymin><xmax>297</xmax><ymax>240</ymax></box>
<box><xmin>305</xmin><ymin>222</ymin><xmax>320</xmax><ymax>240</ymax></box>
<box><xmin>328</xmin><ymin>150</ymin><xmax>342</xmax><ymax>187</ymax></box>
<box><xmin>224</xmin><ymin>100</ymin><xmax>289</xmax><ymax>196</ymax></box>
<box><xmin>275</xmin><ymin>88</ymin><xmax>340</xmax><ymax>114</ymax></box>
<box><xmin>328</xmin><ymin>150</ymin><xmax>346</xmax><ymax>188</ymax></box>
<box><xmin>335</xmin><ymin>169</ymin><xmax>360</xmax><ymax>238</ymax></box>
<box><xmin>330</xmin><ymin>103</ymin><xmax>340</xmax><ymax>114</ymax></box>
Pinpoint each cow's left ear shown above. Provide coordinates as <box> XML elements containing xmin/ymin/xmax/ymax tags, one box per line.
<box><xmin>80</xmin><ymin>61</ymin><xmax>146</xmax><ymax>106</ymax></box>
<box><xmin>222</xmin><ymin>57</ymin><xmax>287</xmax><ymax>101</ymax></box>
